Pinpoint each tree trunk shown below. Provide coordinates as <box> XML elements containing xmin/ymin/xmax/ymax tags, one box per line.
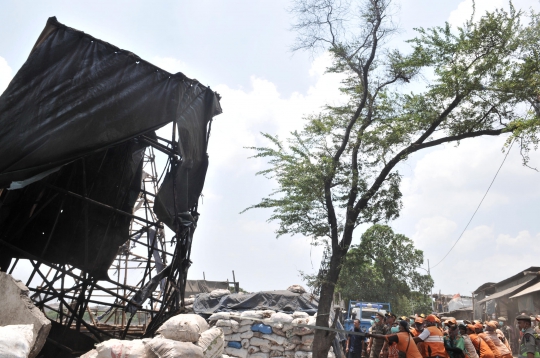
<box><xmin>312</xmin><ymin>249</ymin><xmax>344</xmax><ymax>358</ymax></box>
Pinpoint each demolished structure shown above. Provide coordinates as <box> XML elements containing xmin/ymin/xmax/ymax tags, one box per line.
<box><xmin>0</xmin><ymin>16</ymin><xmax>221</xmax><ymax>357</ymax></box>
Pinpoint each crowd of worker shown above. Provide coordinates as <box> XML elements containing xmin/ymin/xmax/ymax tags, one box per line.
<box><xmin>346</xmin><ymin>311</ymin><xmax>539</xmax><ymax>358</ymax></box>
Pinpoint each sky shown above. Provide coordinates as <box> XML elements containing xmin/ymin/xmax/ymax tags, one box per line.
<box><xmin>1</xmin><ymin>0</ymin><xmax>540</xmax><ymax>303</ymax></box>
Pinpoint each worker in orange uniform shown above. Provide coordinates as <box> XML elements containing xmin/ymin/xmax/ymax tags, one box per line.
<box><xmin>466</xmin><ymin>324</ymin><xmax>495</xmax><ymax>358</ymax></box>
<box><xmin>414</xmin><ymin>314</ymin><xmax>448</xmax><ymax>358</ymax></box>
<box><xmin>484</xmin><ymin>322</ymin><xmax>512</xmax><ymax>358</ymax></box>
<box><xmin>475</xmin><ymin>323</ymin><xmax>501</xmax><ymax>358</ymax></box>
<box><xmin>411</xmin><ymin>318</ymin><xmax>424</xmax><ymax>337</ymax></box>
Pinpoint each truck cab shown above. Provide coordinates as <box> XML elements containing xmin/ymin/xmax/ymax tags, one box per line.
<box><xmin>344</xmin><ymin>301</ymin><xmax>391</xmax><ymax>333</ymax></box>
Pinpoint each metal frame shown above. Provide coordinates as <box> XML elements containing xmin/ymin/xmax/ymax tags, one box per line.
<box><xmin>1</xmin><ymin>125</ymin><xmax>200</xmax><ymax>354</ymax></box>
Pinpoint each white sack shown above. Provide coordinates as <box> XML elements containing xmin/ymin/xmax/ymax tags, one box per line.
<box><xmin>240</xmin><ymin>311</ymin><xmax>263</xmax><ymax>320</ymax></box>
<box><xmin>248</xmin><ymin>346</ymin><xmax>260</xmax><ymax>354</ymax></box>
<box><xmin>263</xmin><ymin>334</ymin><xmax>286</xmax><ymax>345</ymax></box>
<box><xmin>197</xmin><ymin>327</ymin><xmax>225</xmax><ymax>358</ymax></box>
<box><xmin>282</xmin><ymin>323</ymin><xmax>293</xmax><ymax>332</ymax></box>
<box><xmin>209</xmin><ymin>312</ymin><xmax>231</xmax><ymax>321</ymax></box>
<box><xmin>95</xmin><ymin>339</ymin><xmax>150</xmax><ymax>358</ymax></box>
<box><xmin>240</xmin><ymin>330</ymin><xmax>253</xmax><ymax>339</ymax></box>
<box><xmin>292</xmin><ymin>312</ymin><xmax>308</xmax><ymax>319</ymax></box>
<box><xmin>221</xmin><ymin>327</ymin><xmax>233</xmax><ymax>335</ymax></box>
<box><xmin>0</xmin><ymin>324</ymin><xmax>34</xmax><ymax>358</ymax></box>
<box><xmin>294</xmin><ymin>352</ymin><xmax>312</xmax><ymax>358</ymax></box>
<box><xmin>148</xmin><ymin>337</ymin><xmax>203</xmax><ymax>358</ymax></box>
<box><xmin>210</xmin><ymin>289</ymin><xmax>230</xmax><ymax>298</ymax></box>
<box><xmin>241</xmin><ymin>339</ymin><xmax>250</xmax><ymax>349</ymax></box>
<box><xmin>157</xmin><ymin>314</ymin><xmax>209</xmax><ymax>342</ymax></box>
<box><xmin>250</xmin><ymin>353</ymin><xmax>270</xmax><ymax>358</ymax></box>
<box><xmin>224</xmin><ymin>347</ymin><xmax>248</xmax><ymax>358</ymax></box>
<box><xmin>269</xmin><ymin>313</ymin><xmax>293</xmax><ymax>324</ymax></box>
<box><xmin>237</xmin><ymin>325</ymin><xmax>252</xmax><ymax>333</ymax></box>
<box><xmin>287</xmin><ymin>285</ymin><xmax>306</xmax><ymax>294</ymax></box>
<box><xmin>289</xmin><ymin>336</ymin><xmax>303</xmax><ymax>345</ymax></box>
<box><xmin>224</xmin><ymin>333</ymin><xmax>242</xmax><ymax>341</ymax></box>
<box><xmin>301</xmin><ymin>335</ymin><xmax>314</xmax><ymax>345</ymax></box>
<box><xmin>249</xmin><ymin>337</ymin><xmax>272</xmax><ymax>350</ymax></box>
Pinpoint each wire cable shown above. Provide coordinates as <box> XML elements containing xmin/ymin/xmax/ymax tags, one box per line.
<box><xmin>431</xmin><ymin>140</ymin><xmax>515</xmax><ymax>269</ymax></box>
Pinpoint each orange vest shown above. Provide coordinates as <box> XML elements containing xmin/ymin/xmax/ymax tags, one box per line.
<box><xmin>423</xmin><ymin>326</ymin><xmax>448</xmax><ymax>358</ymax></box>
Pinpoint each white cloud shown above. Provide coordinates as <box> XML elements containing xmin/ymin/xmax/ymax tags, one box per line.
<box><xmin>207</xmin><ymin>52</ymin><xmax>345</xmax><ymax>171</ymax></box>
<box><xmin>448</xmin><ymin>0</ymin><xmax>504</xmax><ymax>27</ymax></box>
<box><xmin>448</xmin><ymin>0</ymin><xmax>540</xmax><ymax>28</ymax></box>
<box><xmin>0</xmin><ymin>56</ymin><xmax>13</xmax><ymax>95</ymax></box>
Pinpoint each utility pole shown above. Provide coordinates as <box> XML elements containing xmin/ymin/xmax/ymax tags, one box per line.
<box><xmin>428</xmin><ymin>259</ymin><xmax>434</xmax><ymax>312</ymax></box>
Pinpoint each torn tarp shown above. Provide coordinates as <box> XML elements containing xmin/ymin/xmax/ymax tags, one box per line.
<box><xmin>0</xmin><ymin>16</ymin><xmax>221</xmax><ymax>277</ymax></box>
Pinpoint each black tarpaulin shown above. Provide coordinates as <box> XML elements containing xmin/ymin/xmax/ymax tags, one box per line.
<box><xmin>0</xmin><ymin>16</ymin><xmax>221</xmax><ymax>188</ymax></box>
<box><xmin>0</xmin><ymin>17</ymin><xmax>221</xmax><ymax>277</ymax></box>
<box><xmin>192</xmin><ymin>290</ymin><xmax>320</xmax><ymax>315</ymax></box>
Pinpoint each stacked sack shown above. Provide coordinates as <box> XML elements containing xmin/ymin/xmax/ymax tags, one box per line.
<box><xmin>79</xmin><ymin>314</ymin><xmax>225</xmax><ymax>358</ymax></box>
<box><xmin>208</xmin><ymin>310</ymin><xmax>335</xmax><ymax>358</ymax></box>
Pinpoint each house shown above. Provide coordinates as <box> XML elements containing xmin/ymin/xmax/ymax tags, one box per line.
<box><xmin>473</xmin><ymin>266</ymin><xmax>540</xmax><ymax>321</ymax></box>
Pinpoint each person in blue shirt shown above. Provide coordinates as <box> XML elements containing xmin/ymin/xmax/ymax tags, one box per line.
<box><xmin>347</xmin><ymin>319</ymin><xmax>366</xmax><ymax>358</ymax></box>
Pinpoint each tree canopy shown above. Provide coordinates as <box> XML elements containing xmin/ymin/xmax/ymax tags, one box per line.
<box><xmin>244</xmin><ymin>1</ymin><xmax>540</xmax><ymax>356</ymax></box>
<box><xmin>337</xmin><ymin>225</ymin><xmax>433</xmax><ymax>315</ymax></box>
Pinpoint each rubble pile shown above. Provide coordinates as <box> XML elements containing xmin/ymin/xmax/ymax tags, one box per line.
<box><xmin>209</xmin><ymin>310</ymin><xmax>335</xmax><ymax>358</ymax></box>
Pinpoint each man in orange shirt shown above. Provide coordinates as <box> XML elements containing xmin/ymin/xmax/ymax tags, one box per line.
<box><xmin>367</xmin><ymin>320</ymin><xmax>423</xmax><ymax>358</ymax></box>
<box><xmin>467</xmin><ymin>324</ymin><xmax>495</xmax><ymax>358</ymax></box>
<box><xmin>414</xmin><ymin>314</ymin><xmax>448</xmax><ymax>358</ymax></box>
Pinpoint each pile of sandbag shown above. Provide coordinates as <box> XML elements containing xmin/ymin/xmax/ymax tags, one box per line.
<box><xmin>79</xmin><ymin>314</ymin><xmax>224</xmax><ymax>358</ymax></box>
<box><xmin>208</xmin><ymin>310</ymin><xmax>335</xmax><ymax>358</ymax></box>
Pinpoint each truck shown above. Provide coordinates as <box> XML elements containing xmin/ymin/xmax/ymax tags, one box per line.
<box><xmin>344</xmin><ymin>301</ymin><xmax>392</xmax><ymax>333</ymax></box>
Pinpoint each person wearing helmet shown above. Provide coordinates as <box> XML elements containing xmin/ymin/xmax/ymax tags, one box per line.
<box><xmin>411</xmin><ymin>318</ymin><xmax>425</xmax><ymax>337</ymax></box>
<box><xmin>414</xmin><ymin>314</ymin><xmax>448</xmax><ymax>358</ymax></box>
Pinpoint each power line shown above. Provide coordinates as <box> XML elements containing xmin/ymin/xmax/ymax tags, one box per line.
<box><xmin>431</xmin><ymin>140</ymin><xmax>515</xmax><ymax>269</ymax></box>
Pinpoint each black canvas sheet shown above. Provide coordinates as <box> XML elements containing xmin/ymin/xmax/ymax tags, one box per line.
<box><xmin>193</xmin><ymin>290</ymin><xmax>320</xmax><ymax>315</ymax></box>
<box><xmin>0</xmin><ymin>17</ymin><xmax>221</xmax><ymax>277</ymax></box>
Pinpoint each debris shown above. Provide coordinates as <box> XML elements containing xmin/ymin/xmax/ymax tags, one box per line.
<box><xmin>0</xmin><ymin>273</ymin><xmax>51</xmax><ymax>358</ymax></box>
<box><xmin>0</xmin><ymin>324</ymin><xmax>34</xmax><ymax>358</ymax></box>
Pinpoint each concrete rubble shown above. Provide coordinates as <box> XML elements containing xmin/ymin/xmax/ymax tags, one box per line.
<box><xmin>0</xmin><ymin>272</ymin><xmax>51</xmax><ymax>358</ymax></box>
